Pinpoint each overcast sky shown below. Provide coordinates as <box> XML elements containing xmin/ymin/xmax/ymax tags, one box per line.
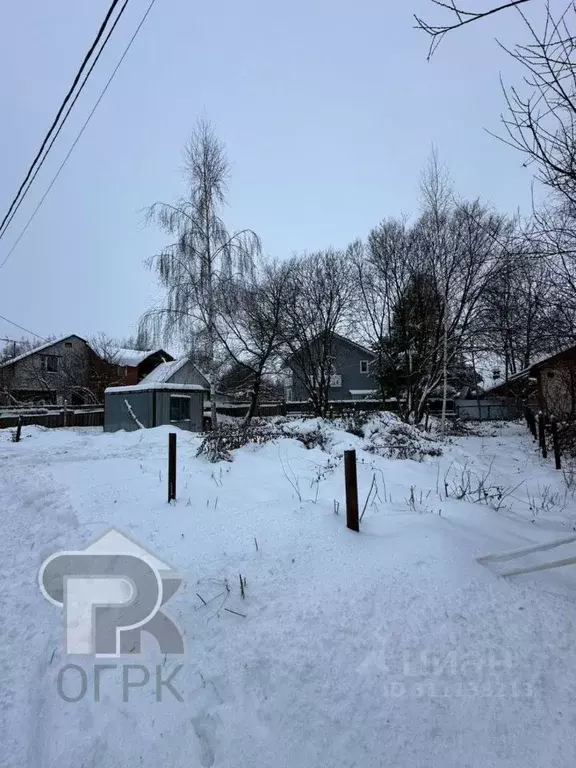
<box><xmin>0</xmin><ymin>0</ymin><xmax>546</xmax><ymax>349</ymax></box>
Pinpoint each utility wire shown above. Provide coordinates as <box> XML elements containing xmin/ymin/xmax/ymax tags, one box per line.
<box><xmin>0</xmin><ymin>0</ymin><xmax>124</xmax><ymax>239</ymax></box>
<box><xmin>0</xmin><ymin>0</ymin><xmax>159</xmax><ymax>271</ymax></box>
<box><xmin>0</xmin><ymin>0</ymin><xmax>131</xmax><ymax>240</ymax></box>
<box><xmin>0</xmin><ymin>313</ymin><xmax>47</xmax><ymax>340</ymax></box>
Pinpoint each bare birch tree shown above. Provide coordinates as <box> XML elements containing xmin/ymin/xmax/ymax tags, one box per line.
<box><xmin>140</xmin><ymin>119</ymin><xmax>260</xmax><ymax>429</ymax></box>
<box><xmin>419</xmin><ymin>152</ymin><xmax>453</xmax><ymax>431</ymax></box>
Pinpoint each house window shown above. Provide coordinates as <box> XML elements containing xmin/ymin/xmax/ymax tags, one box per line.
<box><xmin>547</xmin><ymin>371</ymin><xmax>555</xmax><ymax>379</ymax></box>
<box><xmin>170</xmin><ymin>396</ymin><xmax>190</xmax><ymax>422</ymax></box>
<box><xmin>329</xmin><ymin>374</ymin><xmax>342</xmax><ymax>388</ymax></box>
<box><xmin>64</xmin><ymin>342</ymin><xmax>73</xmax><ymax>348</ymax></box>
<box><xmin>117</xmin><ymin>365</ymin><xmax>127</xmax><ymax>377</ymax></box>
<box><xmin>360</xmin><ymin>360</ymin><xmax>369</xmax><ymax>374</ymax></box>
<box><xmin>286</xmin><ymin>388</ymin><xmax>293</xmax><ymax>402</ymax></box>
<box><xmin>40</xmin><ymin>354</ymin><xmax>59</xmax><ymax>372</ymax></box>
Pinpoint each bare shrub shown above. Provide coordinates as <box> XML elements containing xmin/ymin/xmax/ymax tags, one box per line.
<box><xmin>197</xmin><ymin>418</ymin><xmax>331</xmax><ymax>462</ymax></box>
<box><xmin>527</xmin><ymin>485</ymin><xmax>567</xmax><ymax>520</ymax></box>
<box><xmin>196</xmin><ymin>420</ymin><xmax>279</xmax><ymax>462</ymax></box>
<box><xmin>334</xmin><ymin>409</ymin><xmax>370</xmax><ymax>438</ymax></box>
<box><xmin>443</xmin><ymin>459</ymin><xmax>524</xmax><ymax>512</ymax></box>
<box><xmin>281</xmin><ymin>422</ymin><xmax>331</xmax><ymax>450</ymax></box>
<box><xmin>364</xmin><ymin>418</ymin><xmax>443</xmax><ymax>461</ymax></box>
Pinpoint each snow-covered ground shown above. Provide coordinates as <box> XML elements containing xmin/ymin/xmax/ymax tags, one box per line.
<box><xmin>2</xmin><ymin>417</ymin><xmax>576</xmax><ymax>767</ymax></box>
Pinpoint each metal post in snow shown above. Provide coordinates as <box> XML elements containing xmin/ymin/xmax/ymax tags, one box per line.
<box><xmin>344</xmin><ymin>449</ymin><xmax>359</xmax><ymax>532</ymax></box>
<box><xmin>168</xmin><ymin>433</ymin><xmax>177</xmax><ymax>503</ymax></box>
<box><xmin>551</xmin><ymin>417</ymin><xmax>562</xmax><ymax>471</ymax></box>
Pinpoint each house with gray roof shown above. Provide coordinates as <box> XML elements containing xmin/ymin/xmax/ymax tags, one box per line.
<box><xmin>0</xmin><ymin>334</ymin><xmax>94</xmax><ymax>405</ymax></box>
<box><xmin>0</xmin><ymin>335</ymin><xmax>174</xmax><ymax>405</ymax></box>
<box><xmin>285</xmin><ymin>332</ymin><xmax>379</xmax><ymax>403</ymax></box>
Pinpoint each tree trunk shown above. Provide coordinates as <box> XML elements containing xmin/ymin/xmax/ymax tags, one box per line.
<box><xmin>244</xmin><ymin>372</ymin><xmax>261</xmax><ymax>427</ymax></box>
<box><xmin>440</xmin><ymin>297</ymin><xmax>449</xmax><ymax>433</ymax></box>
<box><xmin>210</xmin><ymin>381</ymin><xmax>217</xmax><ymax>432</ymax></box>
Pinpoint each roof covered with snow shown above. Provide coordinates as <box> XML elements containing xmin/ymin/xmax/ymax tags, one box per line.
<box><xmin>139</xmin><ymin>357</ymin><xmax>190</xmax><ymax>384</ymax></box>
<box><xmin>105</xmin><ymin>382</ymin><xmax>207</xmax><ymax>394</ymax></box>
<box><xmin>0</xmin><ymin>334</ymin><xmax>86</xmax><ymax>369</ymax></box>
<box><xmin>527</xmin><ymin>342</ymin><xmax>576</xmax><ymax>372</ymax></box>
<box><xmin>114</xmin><ymin>348</ymin><xmax>170</xmax><ymax>367</ymax></box>
<box><xmin>0</xmin><ymin>338</ymin><xmax>173</xmax><ymax>370</ymax></box>
<box><xmin>480</xmin><ymin>344</ymin><xmax>576</xmax><ymax>394</ymax></box>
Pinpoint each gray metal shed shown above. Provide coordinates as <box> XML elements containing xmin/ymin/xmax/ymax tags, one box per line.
<box><xmin>104</xmin><ymin>383</ymin><xmax>206</xmax><ymax>433</ymax></box>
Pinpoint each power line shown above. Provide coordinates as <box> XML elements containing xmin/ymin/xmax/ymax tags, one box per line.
<box><xmin>0</xmin><ymin>0</ymin><xmax>132</xmax><ymax>241</ymax></box>
<box><xmin>0</xmin><ymin>0</ymin><xmax>159</xmax><ymax>271</ymax></box>
<box><xmin>0</xmin><ymin>313</ymin><xmax>46</xmax><ymax>340</ymax></box>
<box><xmin>0</xmin><ymin>0</ymin><xmax>124</xmax><ymax>240</ymax></box>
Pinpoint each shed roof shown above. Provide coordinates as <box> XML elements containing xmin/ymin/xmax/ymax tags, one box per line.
<box><xmin>528</xmin><ymin>343</ymin><xmax>576</xmax><ymax>374</ymax></box>
<box><xmin>482</xmin><ymin>368</ymin><xmax>531</xmax><ymax>396</ymax></box>
<box><xmin>139</xmin><ymin>357</ymin><xmax>189</xmax><ymax>384</ymax></box>
<box><xmin>105</xmin><ymin>382</ymin><xmax>206</xmax><ymax>394</ymax></box>
<box><xmin>479</xmin><ymin>344</ymin><xmax>576</xmax><ymax>395</ymax></box>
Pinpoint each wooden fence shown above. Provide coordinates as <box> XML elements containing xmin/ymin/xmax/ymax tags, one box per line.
<box><xmin>0</xmin><ymin>403</ymin><xmax>101</xmax><ymax>412</ymax></box>
<box><xmin>0</xmin><ymin>408</ymin><xmax>104</xmax><ymax>429</ymax></box>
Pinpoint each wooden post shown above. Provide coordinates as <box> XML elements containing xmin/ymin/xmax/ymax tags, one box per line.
<box><xmin>538</xmin><ymin>412</ymin><xmax>547</xmax><ymax>459</ymax></box>
<box><xmin>168</xmin><ymin>432</ymin><xmax>177</xmax><ymax>502</ymax></box>
<box><xmin>344</xmin><ymin>449</ymin><xmax>359</xmax><ymax>532</ymax></box>
<box><xmin>529</xmin><ymin>409</ymin><xmax>537</xmax><ymax>439</ymax></box>
<box><xmin>63</xmin><ymin>399</ymin><xmax>68</xmax><ymax>428</ymax></box>
<box><xmin>551</xmin><ymin>417</ymin><xmax>562</xmax><ymax>470</ymax></box>
<box><xmin>15</xmin><ymin>417</ymin><xmax>22</xmax><ymax>443</ymax></box>
<box><xmin>525</xmin><ymin>407</ymin><xmax>532</xmax><ymax>435</ymax></box>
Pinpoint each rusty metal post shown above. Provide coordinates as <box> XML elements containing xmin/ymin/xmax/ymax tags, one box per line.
<box><xmin>344</xmin><ymin>449</ymin><xmax>359</xmax><ymax>532</ymax></box>
<box><xmin>538</xmin><ymin>412</ymin><xmax>547</xmax><ymax>459</ymax></box>
<box><xmin>551</xmin><ymin>417</ymin><xmax>562</xmax><ymax>470</ymax></box>
<box><xmin>168</xmin><ymin>432</ymin><xmax>177</xmax><ymax>502</ymax></box>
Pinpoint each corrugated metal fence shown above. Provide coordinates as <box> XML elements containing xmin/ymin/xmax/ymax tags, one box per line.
<box><xmin>454</xmin><ymin>399</ymin><xmax>522</xmax><ymax>421</ymax></box>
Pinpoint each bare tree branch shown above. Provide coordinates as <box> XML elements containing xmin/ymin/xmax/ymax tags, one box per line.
<box><xmin>415</xmin><ymin>0</ymin><xmax>533</xmax><ymax>57</ymax></box>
